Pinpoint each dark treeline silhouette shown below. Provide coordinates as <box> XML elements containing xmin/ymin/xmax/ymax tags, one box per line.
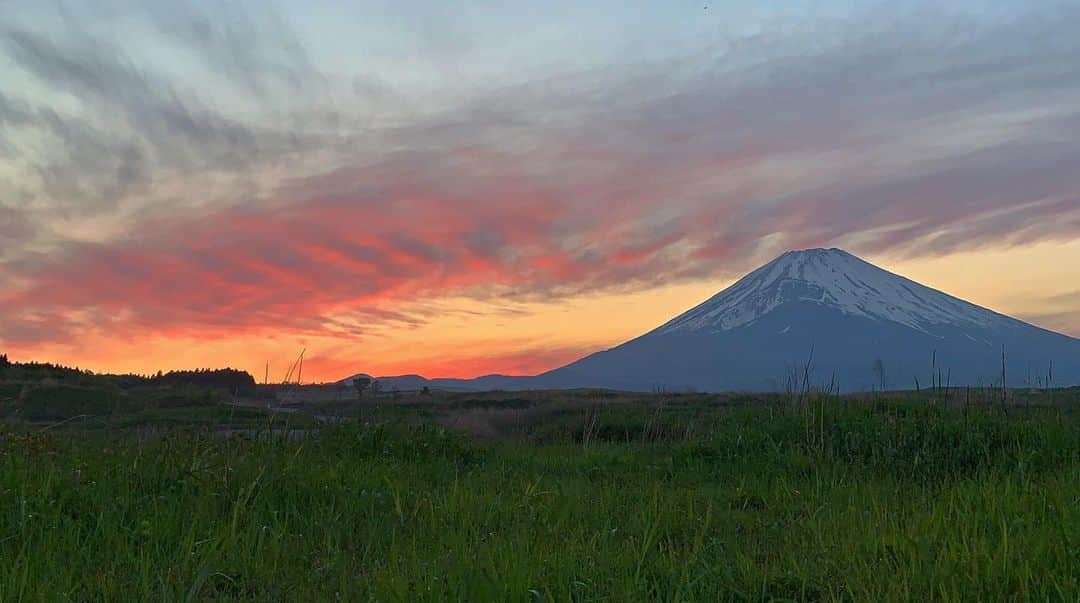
<box><xmin>0</xmin><ymin>359</ymin><xmax>98</xmax><ymax>384</ymax></box>
<box><xmin>0</xmin><ymin>355</ymin><xmax>256</xmax><ymax>393</ymax></box>
<box><xmin>148</xmin><ymin>368</ymin><xmax>256</xmax><ymax>394</ymax></box>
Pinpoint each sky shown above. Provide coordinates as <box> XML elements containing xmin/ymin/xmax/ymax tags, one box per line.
<box><xmin>1</xmin><ymin>1</ymin><xmax>1078</xmax><ymax>382</ymax></box>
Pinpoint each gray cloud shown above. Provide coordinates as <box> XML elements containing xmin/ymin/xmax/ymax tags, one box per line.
<box><xmin>0</xmin><ymin>204</ymin><xmax>37</xmax><ymax>251</ymax></box>
<box><xmin>3</xmin><ymin>26</ymin><xmax>305</xmax><ymax>167</ymax></box>
<box><xmin>0</xmin><ymin>4</ymin><xmax>350</xmax><ymax>228</ymax></box>
<box><xmin>143</xmin><ymin>0</ymin><xmax>318</xmax><ymax>96</ymax></box>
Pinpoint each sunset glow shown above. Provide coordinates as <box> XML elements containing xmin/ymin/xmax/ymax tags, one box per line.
<box><xmin>2</xmin><ymin>2</ymin><xmax>1078</xmax><ymax>382</ymax></box>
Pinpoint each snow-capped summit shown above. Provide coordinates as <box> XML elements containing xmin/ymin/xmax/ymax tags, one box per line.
<box><xmin>655</xmin><ymin>248</ymin><xmax>1014</xmax><ymax>335</ymax></box>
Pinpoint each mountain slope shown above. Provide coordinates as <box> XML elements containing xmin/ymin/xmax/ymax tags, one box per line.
<box><xmin>536</xmin><ymin>248</ymin><xmax>1080</xmax><ymax>392</ymax></box>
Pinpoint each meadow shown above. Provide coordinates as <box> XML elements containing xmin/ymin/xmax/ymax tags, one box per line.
<box><xmin>1</xmin><ymin>381</ymin><xmax>1077</xmax><ymax>601</ymax></box>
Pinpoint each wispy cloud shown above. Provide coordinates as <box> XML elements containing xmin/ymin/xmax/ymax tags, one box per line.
<box><xmin>1</xmin><ymin>2</ymin><xmax>1079</xmax><ymax>355</ymax></box>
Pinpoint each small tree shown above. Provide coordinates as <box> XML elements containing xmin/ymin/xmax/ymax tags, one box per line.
<box><xmin>352</xmin><ymin>376</ymin><xmax>372</xmax><ymax>400</ymax></box>
<box><xmin>369</xmin><ymin>380</ymin><xmax>382</xmax><ymax>398</ymax></box>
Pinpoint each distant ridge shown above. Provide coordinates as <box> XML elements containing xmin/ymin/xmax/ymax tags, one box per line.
<box><xmin>348</xmin><ymin>249</ymin><xmax>1080</xmax><ymax>392</ymax></box>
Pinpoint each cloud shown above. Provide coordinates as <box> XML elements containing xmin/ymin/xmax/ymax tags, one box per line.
<box><xmin>142</xmin><ymin>1</ymin><xmax>318</xmax><ymax>96</ymax></box>
<box><xmin>1</xmin><ymin>3</ymin><xmax>1079</xmax><ymax>352</ymax></box>
<box><xmin>1018</xmin><ymin>311</ymin><xmax>1080</xmax><ymax>339</ymax></box>
<box><xmin>0</xmin><ymin>7</ymin><xmax>341</xmax><ymax>220</ymax></box>
<box><xmin>0</xmin><ymin>204</ymin><xmax>36</xmax><ymax>248</ymax></box>
<box><xmin>1014</xmin><ymin>288</ymin><xmax>1080</xmax><ymax>337</ymax></box>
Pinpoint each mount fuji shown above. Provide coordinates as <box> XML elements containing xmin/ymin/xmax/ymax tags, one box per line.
<box><xmin>364</xmin><ymin>248</ymin><xmax>1080</xmax><ymax>392</ymax></box>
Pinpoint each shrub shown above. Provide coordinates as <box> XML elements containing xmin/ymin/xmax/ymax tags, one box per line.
<box><xmin>8</xmin><ymin>384</ymin><xmax>129</xmax><ymax>421</ymax></box>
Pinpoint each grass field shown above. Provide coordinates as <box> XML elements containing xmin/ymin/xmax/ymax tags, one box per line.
<box><xmin>1</xmin><ymin>389</ymin><xmax>1077</xmax><ymax>601</ymax></box>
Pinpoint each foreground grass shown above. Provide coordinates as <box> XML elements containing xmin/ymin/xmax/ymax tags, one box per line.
<box><xmin>1</xmin><ymin>402</ymin><xmax>1077</xmax><ymax>601</ymax></box>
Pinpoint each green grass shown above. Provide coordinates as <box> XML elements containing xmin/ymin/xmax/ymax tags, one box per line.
<box><xmin>0</xmin><ymin>379</ymin><xmax>286</xmax><ymax>431</ymax></box>
<box><xmin>7</xmin><ymin>384</ymin><xmax>120</xmax><ymax>419</ymax></box>
<box><xmin>0</xmin><ymin>400</ymin><xmax>1076</xmax><ymax>601</ymax></box>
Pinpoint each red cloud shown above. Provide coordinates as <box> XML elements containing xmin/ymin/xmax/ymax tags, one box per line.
<box><xmin>0</xmin><ymin>187</ymin><xmax>688</xmax><ymax>349</ymax></box>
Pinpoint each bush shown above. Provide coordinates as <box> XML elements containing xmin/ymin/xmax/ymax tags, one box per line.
<box><xmin>7</xmin><ymin>384</ymin><xmax>129</xmax><ymax>421</ymax></box>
